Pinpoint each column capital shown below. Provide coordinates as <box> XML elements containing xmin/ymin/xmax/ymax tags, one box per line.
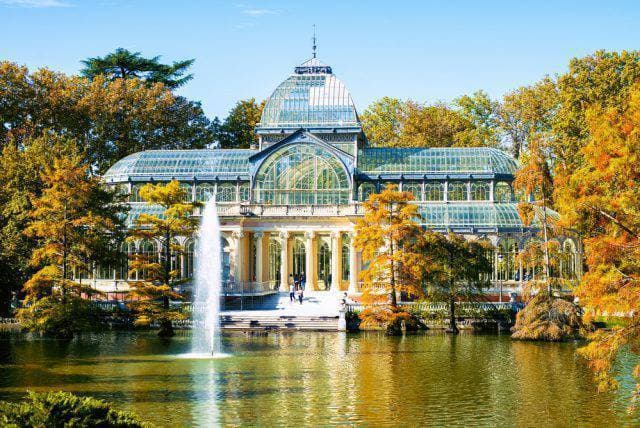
<box><xmin>254</xmin><ymin>232</ymin><xmax>264</xmax><ymax>239</ymax></box>
<box><xmin>279</xmin><ymin>231</ymin><xmax>290</xmax><ymax>240</ymax></box>
<box><xmin>232</xmin><ymin>230</ymin><xmax>245</xmax><ymax>239</ymax></box>
<box><xmin>304</xmin><ymin>231</ymin><xmax>316</xmax><ymax>239</ymax></box>
<box><xmin>331</xmin><ymin>231</ymin><xmax>341</xmax><ymax>239</ymax></box>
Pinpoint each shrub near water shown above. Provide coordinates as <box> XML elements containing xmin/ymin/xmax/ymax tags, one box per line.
<box><xmin>511</xmin><ymin>294</ymin><xmax>589</xmax><ymax>341</ymax></box>
<box><xmin>0</xmin><ymin>391</ymin><xmax>147</xmax><ymax>428</ymax></box>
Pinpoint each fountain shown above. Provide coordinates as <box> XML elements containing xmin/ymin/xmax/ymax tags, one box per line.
<box><xmin>190</xmin><ymin>197</ymin><xmax>223</xmax><ymax>356</ymax></box>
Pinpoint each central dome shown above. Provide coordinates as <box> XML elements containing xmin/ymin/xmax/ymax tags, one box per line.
<box><xmin>258</xmin><ymin>58</ymin><xmax>360</xmax><ymax>129</ymax></box>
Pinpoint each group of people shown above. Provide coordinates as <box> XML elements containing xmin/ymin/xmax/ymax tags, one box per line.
<box><xmin>288</xmin><ymin>273</ymin><xmax>306</xmax><ymax>304</ymax></box>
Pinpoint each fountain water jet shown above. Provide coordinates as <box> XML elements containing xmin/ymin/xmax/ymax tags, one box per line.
<box><xmin>191</xmin><ymin>197</ymin><xmax>223</xmax><ymax>356</ymax></box>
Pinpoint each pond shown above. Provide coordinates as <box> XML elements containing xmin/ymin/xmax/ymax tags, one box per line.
<box><xmin>0</xmin><ymin>331</ymin><xmax>638</xmax><ymax>427</ymax></box>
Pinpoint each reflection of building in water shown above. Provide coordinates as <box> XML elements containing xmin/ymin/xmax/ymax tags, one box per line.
<box><xmin>90</xmin><ymin>55</ymin><xmax>582</xmax><ymax>297</ymax></box>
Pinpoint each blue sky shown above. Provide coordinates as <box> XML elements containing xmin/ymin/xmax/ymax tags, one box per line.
<box><xmin>1</xmin><ymin>0</ymin><xmax>640</xmax><ymax>119</ymax></box>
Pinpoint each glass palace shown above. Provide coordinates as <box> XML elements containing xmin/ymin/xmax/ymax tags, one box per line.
<box><xmin>98</xmin><ymin>56</ymin><xmax>582</xmax><ymax>296</ymax></box>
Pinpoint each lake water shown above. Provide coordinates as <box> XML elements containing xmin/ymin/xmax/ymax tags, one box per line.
<box><xmin>0</xmin><ymin>331</ymin><xmax>638</xmax><ymax>427</ymax></box>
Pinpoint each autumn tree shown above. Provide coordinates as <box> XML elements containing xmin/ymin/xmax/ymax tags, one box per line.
<box><xmin>555</xmin><ymin>84</ymin><xmax>640</xmax><ymax>405</ymax></box>
<box><xmin>499</xmin><ymin>77</ymin><xmax>558</xmax><ymax>159</ymax></box>
<box><xmin>360</xmin><ymin>96</ymin><xmax>500</xmax><ymax>148</ymax></box>
<box><xmin>81</xmin><ymin>47</ymin><xmax>195</xmax><ymax>89</ymax></box>
<box><xmin>420</xmin><ymin>232</ymin><xmax>492</xmax><ymax>334</ymax></box>
<box><xmin>353</xmin><ymin>185</ymin><xmax>425</xmax><ymax>334</ymax></box>
<box><xmin>127</xmin><ymin>180</ymin><xmax>199</xmax><ymax>337</ymax></box>
<box><xmin>15</xmin><ymin>140</ymin><xmax>126</xmax><ymax>338</ymax></box>
<box><xmin>213</xmin><ymin>98</ymin><xmax>265</xmax><ymax>148</ymax></box>
<box><xmin>0</xmin><ymin>61</ymin><xmax>213</xmax><ymax>171</ymax></box>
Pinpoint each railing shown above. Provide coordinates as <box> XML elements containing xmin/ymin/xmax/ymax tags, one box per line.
<box><xmin>344</xmin><ymin>301</ymin><xmax>519</xmax><ymax>314</ymax></box>
<box><xmin>196</xmin><ymin>204</ymin><xmax>362</xmax><ymax>218</ymax></box>
<box><xmin>220</xmin><ymin>281</ymin><xmax>278</xmax><ymax>296</ymax></box>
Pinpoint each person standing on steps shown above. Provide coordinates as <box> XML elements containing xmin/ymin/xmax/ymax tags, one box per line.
<box><xmin>298</xmin><ymin>286</ymin><xmax>304</xmax><ymax>305</ymax></box>
<box><xmin>289</xmin><ymin>282</ymin><xmax>295</xmax><ymax>303</ymax></box>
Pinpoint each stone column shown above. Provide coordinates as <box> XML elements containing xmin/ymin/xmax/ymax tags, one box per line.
<box><xmin>254</xmin><ymin>232</ymin><xmax>266</xmax><ymax>283</ymax></box>
<box><xmin>348</xmin><ymin>233</ymin><xmax>358</xmax><ymax>293</ymax></box>
<box><xmin>232</xmin><ymin>231</ymin><xmax>245</xmax><ymax>284</ymax></box>
<box><xmin>279</xmin><ymin>231</ymin><xmax>289</xmax><ymax>291</ymax></box>
<box><xmin>305</xmin><ymin>231</ymin><xmax>316</xmax><ymax>291</ymax></box>
<box><xmin>331</xmin><ymin>231</ymin><xmax>342</xmax><ymax>291</ymax></box>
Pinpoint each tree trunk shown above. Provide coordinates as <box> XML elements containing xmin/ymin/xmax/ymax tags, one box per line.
<box><xmin>158</xmin><ymin>295</ymin><xmax>174</xmax><ymax>337</ymax></box>
<box><xmin>447</xmin><ymin>294</ymin><xmax>459</xmax><ymax>334</ymax></box>
<box><xmin>541</xmin><ymin>183</ymin><xmax>551</xmax><ymax>296</ymax></box>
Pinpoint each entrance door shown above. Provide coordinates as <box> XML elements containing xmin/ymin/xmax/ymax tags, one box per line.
<box><xmin>317</xmin><ymin>241</ymin><xmax>331</xmax><ymax>291</ymax></box>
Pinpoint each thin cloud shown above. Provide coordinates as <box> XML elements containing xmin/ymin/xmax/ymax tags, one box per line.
<box><xmin>235</xmin><ymin>22</ymin><xmax>256</xmax><ymax>29</ymax></box>
<box><xmin>0</xmin><ymin>0</ymin><xmax>71</xmax><ymax>7</ymax></box>
<box><xmin>241</xmin><ymin>7</ymin><xmax>279</xmax><ymax>17</ymax></box>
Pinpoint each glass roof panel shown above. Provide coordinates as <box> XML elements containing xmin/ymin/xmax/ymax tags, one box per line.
<box><xmin>418</xmin><ymin>202</ymin><xmax>524</xmax><ymax>229</ymax></box>
<box><xmin>357</xmin><ymin>147</ymin><xmax>518</xmax><ymax>175</ymax></box>
<box><xmin>259</xmin><ymin>59</ymin><xmax>359</xmax><ymax>128</ymax></box>
<box><xmin>104</xmin><ymin>149</ymin><xmax>256</xmax><ymax>182</ymax></box>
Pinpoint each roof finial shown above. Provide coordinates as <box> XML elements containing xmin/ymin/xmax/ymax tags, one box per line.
<box><xmin>312</xmin><ymin>24</ymin><xmax>317</xmax><ymax>58</ymax></box>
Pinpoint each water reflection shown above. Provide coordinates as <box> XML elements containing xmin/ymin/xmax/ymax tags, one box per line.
<box><xmin>0</xmin><ymin>331</ymin><xmax>638</xmax><ymax>427</ymax></box>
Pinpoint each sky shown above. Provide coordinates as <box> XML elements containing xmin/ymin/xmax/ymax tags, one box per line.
<box><xmin>1</xmin><ymin>0</ymin><xmax>640</xmax><ymax>119</ymax></box>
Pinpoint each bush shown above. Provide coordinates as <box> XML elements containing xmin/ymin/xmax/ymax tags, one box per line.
<box><xmin>16</xmin><ymin>296</ymin><xmax>107</xmax><ymax>339</ymax></box>
<box><xmin>359</xmin><ymin>306</ymin><xmax>422</xmax><ymax>335</ymax></box>
<box><xmin>511</xmin><ymin>294</ymin><xmax>590</xmax><ymax>341</ymax></box>
<box><xmin>0</xmin><ymin>391</ymin><xmax>147</xmax><ymax>427</ymax></box>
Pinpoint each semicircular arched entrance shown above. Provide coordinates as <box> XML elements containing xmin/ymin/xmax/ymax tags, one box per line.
<box><xmin>252</xmin><ymin>143</ymin><xmax>351</xmax><ymax>205</ymax></box>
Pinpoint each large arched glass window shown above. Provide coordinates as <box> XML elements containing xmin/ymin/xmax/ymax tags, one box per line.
<box><xmin>424</xmin><ymin>182</ymin><xmax>444</xmax><ymax>201</ymax></box>
<box><xmin>403</xmin><ymin>182</ymin><xmax>422</xmax><ymax>201</ymax></box>
<box><xmin>216</xmin><ymin>183</ymin><xmax>236</xmax><ymax>203</ymax></box>
<box><xmin>254</xmin><ymin>144</ymin><xmax>350</xmax><ymax>205</ymax></box>
<box><xmin>341</xmin><ymin>239</ymin><xmax>350</xmax><ymax>281</ymax></box>
<box><xmin>139</xmin><ymin>239</ymin><xmax>158</xmax><ymax>280</ymax></box>
<box><xmin>179</xmin><ymin>183</ymin><xmax>193</xmax><ymax>202</ymax></box>
<box><xmin>130</xmin><ymin>184</ymin><xmax>145</xmax><ymax>202</ymax></box>
<box><xmin>495</xmin><ymin>182</ymin><xmax>512</xmax><ymax>202</ymax></box>
<box><xmin>497</xmin><ymin>238</ymin><xmax>518</xmax><ymax>281</ymax></box>
<box><xmin>359</xmin><ymin>182</ymin><xmax>377</xmax><ymax>201</ymax></box>
<box><xmin>196</xmin><ymin>184</ymin><xmax>215</xmax><ymax>202</ymax></box>
<box><xmin>471</xmin><ymin>182</ymin><xmax>490</xmax><ymax>201</ymax></box>
<box><xmin>447</xmin><ymin>181</ymin><xmax>468</xmax><ymax>201</ymax></box>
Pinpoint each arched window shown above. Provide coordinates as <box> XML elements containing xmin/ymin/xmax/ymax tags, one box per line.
<box><xmin>471</xmin><ymin>182</ymin><xmax>490</xmax><ymax>201</ymax></box>
<box><xmin>196</xmin><ymin>184</ymin><xmax>215</xmax><ymax>202</ymax></box>
<box><xmin>185</xmin><ymin>240</ymin><xmax>195</xmax><ymax>279</ymax></box>
<box><xmin>292</xmin><ymin>239</ymin><xmax>306</xmax><ymax>278</ymax></box>
<box><xmin>424</xmin><ymin>182</ymin><xmax>444</xmax><ymax>201</ymax></box>
<box><xmin>495</xmin><ymin>182</ymin><xmax>512</xmax><ymax>202</ymax></box>
<box><xmin>139</xmin><ymin>239</ymin><xmax>158</xmax><ymax>280</ymax></box>
<box><xmin>117</xmin><ymin>242</ymin><xmax>134</xmax><ymax>280</ymax></box>
<box><xmin>318</xmin><ymin>241</ymin><xmax>331</xmax><ymax>291</ymax></box>
<box><xmin>268</xmin><ymin>239</ymin><xmax>282</xmax><ymax>286</ymax></box>
<box><xmin>447</xmin><ymin>181</ymin><xmax>467</xmax><ymax>201</ymax></box>
<box><xmin>130</xmin><ymin>184</ymin><xmax>145</xmax><ymax>202</ymax></box>
<box><xmin>239</xmin><ymin>183</ymin><xmax>250</xmax><ymax>202</ymax></box>
<box><xmin>403</xmin><ymin>183</ymin><xmax>422</xmax><ymax>201</ymax></box>
<box><xmin>359</xmin><ymin>182</ymin><xmax>377</xmax><ymax>201</ymax></box>
<box><xmin>216</xmin><ymin>183</ymin><xmax>236</xmax><ymax>203</ymax></box>
<box><xmin>220</xmin><ymin>237</ymin><xmax>231</xmax><ymax>282</ymax></box>
<box><xmin>341</xmin><ymin>238</ymin><xmax>350</xmax><ymax>281</ymax></box>
<box><xmin>179</xmin><ymin>183</ymin><xmax>193</xmax><ymax>202</ymax></box>
<box><xmin>497</xmin><ymin>239</ymin><xmax>518</xmax><ymax>281</ymax></box>
<box><xmin>562</xmin><ymin>239</ymin><xmax>578</xmax><ymax>280</ymax></box>
<box><xmin>254</xmin><ymin>144</ymin><xmax>350</xmax><ymax>205</ymax></box>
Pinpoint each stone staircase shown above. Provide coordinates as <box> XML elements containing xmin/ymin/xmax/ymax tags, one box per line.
<box><xmin>219</xmin><ymin>314</ymin><xmax>340</xmax><ymax>331</ymax></box>
<box><xmin>219</xmin><ymin>291</ymin><xmax>343</xmax><ymax>331</ymax></box>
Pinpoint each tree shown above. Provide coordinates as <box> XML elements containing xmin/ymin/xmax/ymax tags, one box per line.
<box><xmin>420</xmin><ymin>232</ymin><xmax>492</xmax><ymax>334</ymax></box>
<box><xmin>127</xmin><ymin>180</ymin><xmax>199</xmax><ymax>337</ymax></box>
<box><xmin>0</xmin><ymin>61</ymin><xmax>213</xmax><ymax>172</ymax></box>
<box><xmin>554</xmin><ymin>84</ymin><xmax>640</xmax><ymax>406</ymax></box>
<box><xmin>499</xmin><ymin>77</ymin><xmax>558</xmax><ymax>159</ymax></box>
<box><xmin>353</xmin><ymin>185</ymin><xmax>426</xmax><ymax>334</ymax></box>
<box><xmin>360</xmin><ymin>97</ymin><xmax>406</xmax><ymax>146</ymax></box>
<box><xmin>213</xmin><ymin>98</ymin><xmax>265</xmax><ymax>148</ymax></box>
<box><xmin>454</xmin><ymin>90</ymin><xmax>502</xmax><ymax>148</ymax></box>
<box><xmin>81</xmin><ymin>47</ymin><xmax>194</xmax><ymax>89</ymax></box>
<box><xmin>360</xmin><ymin>97</ymin><xmax>499</xmax><ymax>148</ymax></box>
<box><xmin>15</xmin><ymin>140</ymin><xmax>126</xmax><ymax>338</ymax></box>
